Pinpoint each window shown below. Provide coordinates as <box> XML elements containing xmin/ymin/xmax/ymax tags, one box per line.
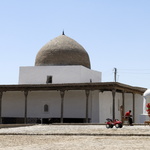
<box><xmin>44</xmin><ymin>104</ymin><xmax>49</xmax><ymax>112</ymax></box>
<box><xmin>46</xmin><ymin>76</ymin><xmax>52</xmax><ymax>83</ymax></box>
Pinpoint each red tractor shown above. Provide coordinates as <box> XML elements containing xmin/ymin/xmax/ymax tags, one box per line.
<box><xmin>106</xmin><ymin>118</ymin><xmax>123</xmax><ymax>128</ymax></box>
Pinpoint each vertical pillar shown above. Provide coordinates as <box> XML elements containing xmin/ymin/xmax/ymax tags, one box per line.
<box><xmin>60</xmin><ymin>90</ymin><xmax>65</xmax><ymax>123</ymax></box>
<box><xmin>24</xmin><ymin>91</ymin><xmax>28</xmax><ymax>124</ymax></box>
<box><xmin>132</xmin><ymin>93</ymin><xmax>135</xmax><ymax>123</ymax></box>
<box><xmin>121</xmin><ymin>91</ymin><xmax>125</xmax><ymax>123</ymax></box>
<box><xmin>0</xmin><ymin>91</ymin><xmax>3</xmax><ymax>124</ymax></box>
<box><xmin>85</xmin><ymin>90</ymin><xmax>90</xmax><ymax>123</ymax></box>
<box><xmin>112</xmin><ymin>89</ymin><xmax>116</xmax><ymax>120</ymax></box>
<box><xmin>143</xmin><ymin>96</ymin><xmax>146</xmax><ymax>114</ymax></box>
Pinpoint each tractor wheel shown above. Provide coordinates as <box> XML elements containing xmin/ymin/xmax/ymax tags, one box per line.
<box><xmin>119</xmin><ymin>123</ymin><xmax>123</xmax><ymax>128</ymax></box>
<box><xmin>115</xmin><ymin>124</ymin><xmax>120</xmax><ymax>128</ymax></box>
<box><xmin>106</xmin><ymin>124</ymin><xmax>113</xmax><ymax>128</ymax></box>
<box><xmin>110</xmin><ymin>124</ymin><xmax>113</xmax><ymax>128</ymax></box>
<box><xmin>106</xmin><ymin>124</ymin><xmax>110</xmax><ymax>128</ymax></box>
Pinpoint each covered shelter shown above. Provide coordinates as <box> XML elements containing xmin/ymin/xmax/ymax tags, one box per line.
<box><xmin>0</xmin><ymin>82</ymin><xmax>145</xmax><ymax>124</ymax></box>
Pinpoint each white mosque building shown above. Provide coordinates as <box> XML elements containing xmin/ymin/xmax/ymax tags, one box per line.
<box><xmin>0</xmin><ymin>32</ymin><xmax>146</xmax><ymax>124</ymax></box>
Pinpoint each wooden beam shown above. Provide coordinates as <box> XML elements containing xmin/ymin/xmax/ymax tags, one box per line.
<box><xmin>60</xmin><ymin>90</ymin><xmax>65</xmax><ymax>123</ymax></box>
<box><xmin>112</xmin><ymin>89</ymin><xmax>116</xmax><ymax>120</ymax></box>
<box><xmin>24</xmin><ymin>91</ymin><xmax>28</xmax><ymax>124</ymax></box>
<box><xmin>0</xmin><ymin>82</ymin><xmax>145</xmax><ymax>95</ymax></box>
<box><xmin>0</xmin><ymin>91</ymin><xmax>3</xmax><ymax>124</ymax></box>
<box><xmin>121</xmin><ymin>91</ymin><xmax>125</xmax><ymax>123</ymax></box>
<box><xmin>85</xmin><ymin>90</ymin><xmax>90</xmax><ymax>123</ymax></box>
<box><xmin>132</xmin><ymin>93</ymin><xmax>135</xmax><ymax>123</ymax></box>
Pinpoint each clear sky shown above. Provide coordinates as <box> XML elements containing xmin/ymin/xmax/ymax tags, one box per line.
<box><xmin>0</xmin><ymin>0</ymin><xmax>150</xmax><ymax>89</ymax></box>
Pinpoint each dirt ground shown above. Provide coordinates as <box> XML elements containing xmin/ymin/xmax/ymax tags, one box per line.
<box><xmin>0</xmin><ymin>135</ymin><xmax>150</xmax><ymax>150</ymax></box>
<box><xmin>0</xmin><ymin>125</ymin><xmax>150</xmax><ymax>150</ymax></box>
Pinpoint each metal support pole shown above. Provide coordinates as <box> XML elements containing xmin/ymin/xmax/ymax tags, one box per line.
<box><xmin>114</xmin><ymin>68</ymin><xmax>117</xmax><ymax>82</ymax></box>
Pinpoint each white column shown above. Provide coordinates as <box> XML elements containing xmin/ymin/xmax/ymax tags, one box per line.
<box><xmin>143</xmin><ymin>96</ymin><xmax>146</xmax><ymax>114</ymax></box>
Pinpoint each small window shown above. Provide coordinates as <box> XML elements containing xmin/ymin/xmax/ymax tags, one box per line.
<box><xmin>44</xmin><ymin>104</ymin><xmax>49</xmax><ymax>112</ymax></box>
<box><xmin>46</xmin><ymin>76</ymin><xmax>52</xmax><ymax>83</ymax></box>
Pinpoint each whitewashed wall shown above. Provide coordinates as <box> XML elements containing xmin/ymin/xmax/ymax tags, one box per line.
<box><xmin>124</xmin><ymin>93</ymin><xmax>133</xmax><ymax>113</ymax></box>
<box><xmin>99</xmin><ymin>91</ymin><xmax>112</xmax><ymax>123</ymax></box>
<box><xmin>1</xmin><ymin>90</ymin><xmax>100</xmax><ymax>122</ymax></box>
<box><xmin>1</xmin><ymin>90</ymin><xmax>143</xmax><ymax>123</ymax></box>
<box><xmin>135</xmin><ymin>94</ymin><xmax>143</xmax><ymax>123</ymax></box>
<box><xmin>2</xmin><ymin>91</ymin><xmax>24</xmax><ymax>117</ymax></box>
<box><xmin>27</xmin><ymin>91</ymin><xmax>61</xmax><ymax>118</ymax></box>
<box><xmin>19</xmin><ymin>66</ymin><xmax>101</xmax><ymax>84</ymax></box>
<box><xmin>99</xmin><ymin>91</ymin><xmax>143</xmax><ymax>123</ymax></box>
<box><xmin>124</xmin><ymin>93</ymin><xmax>143</xmax><ymax>123</ymax></box>
<box><xmin>115</xmin><ymin>93</ymin><xmax>123</xmax><ymax>120</ymax></box>
<box><xmin>99</xmin><ymin>91</ymin><xmax>123</xmax><ymax>123</ymax></box>
<box><xmin>63</xmin><ymin>90</ymin><xmax>87</xmax><ymax>118</ymax></box>
<box><xmin>91</xmin><ymin>90</ymin><xmax>99</xmax><ymax>123</ymax></box>
<box><xmin>26</xmin><ymin>90</ymin><xmax>99</xmax><ymax>122</ymax></box>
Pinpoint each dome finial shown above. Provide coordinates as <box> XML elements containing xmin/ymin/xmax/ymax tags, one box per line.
<box><xmin>62</xmin><ymin>30</ymin><xmax>65</xmax><ymax>35</ymax></box>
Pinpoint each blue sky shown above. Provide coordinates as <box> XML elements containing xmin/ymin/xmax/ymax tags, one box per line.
<box><xmin>0</xmin><ymin>0</ymin><xmax>150</xmax><ymax>88</ymax></box>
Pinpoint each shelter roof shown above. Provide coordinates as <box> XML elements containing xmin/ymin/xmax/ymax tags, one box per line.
<box><xmin>0</xmin><ymin>82</ymin><xmax>146</xmax><ymax>95</ymax></box>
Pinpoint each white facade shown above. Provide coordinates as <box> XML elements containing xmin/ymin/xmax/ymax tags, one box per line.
<box><xmin>0</xmin><ymin>65</ymin><xmax>144</xmax><ymax>124</ymax></box>
<box><xmin>1</xmin><ymin>88</ymin><xmax>143</xmax><ymax>123</ymax></box>
<box><xmin>1</xmin><ymin>65</ymin><xmax>101</xmax><ymax>123</ymax></box>
<box><xmin>99</xmin><ymin>91</ymin><xmax>143</xmax><ymax>123</ymax></box>
<box><xmin>2</xmin><ymin>90</ymin><xmax>100</xmax><ymax>123</ymax></box>
<box><xmin>19</xmin><ymin>66</ymin><xmax>101</xmax><ymax>84</ymax></box>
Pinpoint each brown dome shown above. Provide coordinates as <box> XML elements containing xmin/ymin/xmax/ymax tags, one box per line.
<box><xmin>35</xmin><ymin>34</ymin><xmax>91</xmax><ymax>68</ymax></box>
